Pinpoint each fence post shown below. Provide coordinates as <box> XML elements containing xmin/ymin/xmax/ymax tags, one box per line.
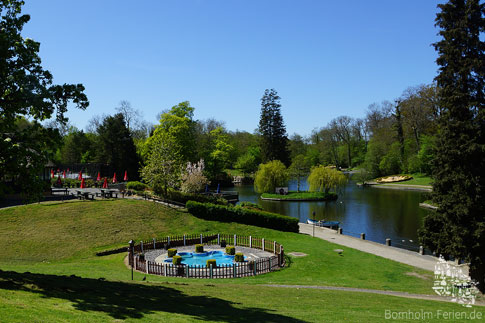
<box><xmin>184</xmin><ymin>234</ymin><xmax>186</xmax><ymax>246</ymax></box>
<box><xmin>360</xmin><ymin>233</ymin><xmax>365</xmax><ymax>240</ymax></box>
<box><xmin>140</xmin><ymin>241</ymin><xmax>144</xmax><ymax>253</ymax></box>
<box><xmin>200</xmin><ymin>234</ymin><xmax>203</xmax><ymax>244</ymax></box>
<box><xmin>186</xmin><ymin>265</ymin><xmax>189</xmax><ymax>278</ymax></box>
<box><xmin>338</xmin><ymin>228</ymin><xmax>343</xmax><ymax>234</ymax></box>
<box><xmin>386</xmin><ymin>238</ymin><xmax>391</xmax><ymax>246</ymax></box>
<box><xmin>234</xmin><ymin>234</ymin><xmax>237</xmax><ymax>246</ymax></box>
<box><xmin>146</xmin><ymin>261</ymin><xmax>149</xmax><ymax>274</ymax></box>
<box><xmin>164</xmin><ymin>264</ymin><xmax>167</xmax><ymax>277</ymax></box>
<box><xmin>262</xmin><ymin>238</ymin><xmax>265</xmax><ymax>251</ymax></box>
<box><xmin>254</xmin><ymin>261</ymin><xmax>257</xmax><ymax>276</ymax></box>
<box><xmin>167</xmin><ymin>236</ymin><xmax>170</xmax><ymax>246</ymax></box>
<box><xmin>273</xmin><ymin>241</ymin><xmax>276</xmax><ymax>254</ymax></box>
<box><xmin>249</xmin><ymin>236</ymin><xmax>252</xmax><ymax>248</ymax></box>
<box><xmin>419</xmin><ymin>246</ymin><xmax>424</xmax><ymax>255</ymax></box>
<box><xmin>217</xmin><ymin>233</ymin><xmax>220</xmax><ymax>245</ymax></box>
<box><xmin>153</xmin><ymin>238</ymin><xmax>156</xmax><ymax>249</ymax></box>
<box><xmin>269</xmin><ymin>257</ymin><xmax>272</xmax><ymax>271</ymax></box>
<box><xmin>210</xmin><ymin>264</ymin><xmax>213</xmax><ymax>279</ymax></box>
<box><xmin>233</xmin><ymin>263</ymin><xmax>236</xmax><ymax>278</ymax></box>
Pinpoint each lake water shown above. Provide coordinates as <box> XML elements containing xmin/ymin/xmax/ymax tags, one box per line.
<box><xmin>232</xmin><ymin>176</ymin><xmax>430</xmax><ymax>251</ymax></box>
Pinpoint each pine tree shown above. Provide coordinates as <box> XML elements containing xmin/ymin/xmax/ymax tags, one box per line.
<box><xmin>418</xmin><ymin>0</ymin><xmax>485</xmax><ymax>292</ymax></box>
<box><xmin>258</xmin><ymin>89</ymin><xmax>290</xmax><ymax>165</ymax></box>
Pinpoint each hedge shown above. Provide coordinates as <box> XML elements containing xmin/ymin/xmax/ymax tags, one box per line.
<box><xmin>126</xmin><ymin>181</ymin><xmax>148</xmax><ymax>191</ymax></box>
<box><xmin>225</xmin><ymin>246</ymin><xmax>235</xmax><ymax>255</ymax></box>
<box><xmin>186</xmin><ymin>201</ymin><xmax>299</xmax><ymax>233</ymax></box>
<box><xmin>154</xmin><ymin>189</ymin><xmax>228</xmax><ymax>206</ymax></box>
<box><xmin>167</xmin><ymin>248</ymin><xmax>177</xmax><ymax>258</ymax></box>
<box><xmin>195</xmin><ymin>244</ymin><xmax>204</xmax><ymax>253</ymax></box>
<box><xmin>234</xmin><ymin>252</ymin><xmax>244</xmax><ymax>262</ymax></box>
<box><xmin>206</xmin><ymin>259</ymin><xmax>217</xmax><ymax>267</ymax></box>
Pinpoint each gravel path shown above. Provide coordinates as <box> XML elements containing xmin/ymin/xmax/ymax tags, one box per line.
<box><xmin>262</xmin><ymin>284</ymin><xmax>485</xmax><ymax>306</ymax></box>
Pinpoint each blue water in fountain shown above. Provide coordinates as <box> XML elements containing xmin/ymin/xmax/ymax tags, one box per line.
<box><xmin>164</xmin><ymin>250</ymin><xmax>244</xmax><ymax>266</ymax></box>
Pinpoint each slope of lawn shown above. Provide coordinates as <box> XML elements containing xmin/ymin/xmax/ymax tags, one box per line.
<box><xmin>0</xmin><ymin>199</ymin><xmax>479</xmax><ymax>322</ymax></box>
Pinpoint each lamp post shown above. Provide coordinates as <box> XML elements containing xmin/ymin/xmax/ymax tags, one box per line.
<box><xmin>312</xmin><ymin>211</ymin><xmax>316</xmax><ymax>237</ymax></box>
<box><xmin>129</xmin><ymin>240</ymin><xmax>134</xmax><ymax>280</ymax></box>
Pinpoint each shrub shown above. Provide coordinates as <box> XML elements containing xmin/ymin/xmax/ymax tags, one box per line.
<box><xmin>172</xmin><ymin>255</ymin><xmax>182</xmax><ymax>265</ymax></box>
<box><xmin>126</xmin><ymin>181</ymin><xmax>148</xmax><ymax>191</ymax></box>
<box><xmin>158</xmin><ymin>190</ymin><xmax>228</xmax><ymax>206</ymax></box>
<box><xmin>186</xmin><ymin>201</ymin><xmax>299</xmax><ymax>233</ymax></box>
<box><xmin>167</xmin><ymin>248</ymin><xmax>177</xmax><ymax>258</ymax></box>
<box><xmin>206</xmin><ymin>259</ymin><xmax>217</xmax><ymax>268</ymax></box>
<box><xmin>195</xmin><ymin>244</ymin><xmax>204</xmax><ymax>253</ymax></box>
<box><xmin>225</xmin><ymin>246</ymin><xmax>235</xmax><ymax>255</ymax></box>
<box><xmin>234</xmin><ymin>252</ymin><xmax>244</xmax><ymax>262</ymax></box>
<box><xmin>239</xmin><ymin>201</ymin><xmax>263</xmax><ymax>210</ymax></box>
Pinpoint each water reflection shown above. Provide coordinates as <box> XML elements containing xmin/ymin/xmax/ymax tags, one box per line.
<box><xmin>232</xmin><ymin>176</ymin><xmax>429</xmax><ymax>250</ymax></box>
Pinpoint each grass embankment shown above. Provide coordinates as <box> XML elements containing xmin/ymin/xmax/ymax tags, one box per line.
<box><xmin>261</xmin><ymin>191</ymin><xmax>337</xmax><ymax>201</ymax></box>
<box><xmin>373</xmin><ymin>174</ymin><xmax>433</xmax><ymax>187</ymax></box>
<box><xmin>0</xmin><ymin>199</ymin><xmax>478</xmax><ymax>321</ymax></box>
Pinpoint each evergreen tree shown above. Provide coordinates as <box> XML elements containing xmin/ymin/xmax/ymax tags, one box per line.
<box><xmin>258</xmin><ymin>89</ymin><xmax>290</xmax><ymax>165</ymax></box>
<box><xmin>418</xmin><ymin>0</ymin><xmax>485</xmax><ymax>292</ymax></box>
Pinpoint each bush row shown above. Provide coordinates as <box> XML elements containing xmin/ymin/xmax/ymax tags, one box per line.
<box><xmin>186</xmin><ymin>201</ymin><xmax>299</xmax><ymax>233</ymax></box>
<box><xmin>154</xmin><ymin>189</ymin><xmax>228</xmax><ymax>206</ymax></box>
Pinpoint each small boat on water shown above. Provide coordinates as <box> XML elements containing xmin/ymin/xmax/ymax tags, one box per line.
<box><xmin>307</xmin><ymin>218</ymin><xmax>340</xmax><ymax>229</ymax></box>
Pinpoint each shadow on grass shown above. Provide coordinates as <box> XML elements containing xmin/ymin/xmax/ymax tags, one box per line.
<box><xmin>0</xmin><ymin>270</ymin><xmax>304</xmax><ymax>322</ymax></box>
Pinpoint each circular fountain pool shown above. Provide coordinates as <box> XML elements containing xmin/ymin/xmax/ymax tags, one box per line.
<box><xmin>164</xmin><ymin>250</ymin><xmax>244</xmax><ymax>266</ymax></box>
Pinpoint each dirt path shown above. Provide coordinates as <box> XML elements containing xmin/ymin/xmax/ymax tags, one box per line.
<box><xmin>262</xmin><ymin>284</ymin><xmax>484</xmax><ymax>306</ymax></box>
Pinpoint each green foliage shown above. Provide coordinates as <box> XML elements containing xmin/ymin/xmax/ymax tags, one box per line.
<box><xmin>0</xmin><ymin>1</ymin><xmax>88</xmax><ymax>200</ymax></box>
<box><xmin>96</xmin><ymin>114</ymin><xmax>140</xmax><ymax>180</ymax></box>
<box><xmin>225</xmin><ymin>246</ymin><xmax>235</xmax><ymax>255</ymax></box>
<box><xmin>205</xmin><ymin>127</ymin><xmax>234</xmax><ymax>180</ymax></box>
<box><xmin>235</xmin><ymin>146</ymin><xmax>261</xmax><ymax>174</ymax></box>
<box><xmin>195</xmin><ymin>244</ymin><xmax>204</xmax><ymax>253</ymax></box>
<box><xmin>155</xmin><ymin>190</ymin><xmax>228</xmax><ymax>206</ymax></box>
<box><xmin>60</xmin><ymin>129</ymin><xmax>96</xmax><ymax>164</ymax></box>
<box><xmin>419</xmin><ymin>0</ymin><xmax>485</xmax><ymax>293</ymax></box>
<box><xmin>238</xmin><ymin>202</ymin><xmax>263</xmax><ymax>211</ymax></box>
<box><xmin>378</xmin><ymin>142</ymin><xmax>402</xmax><ymax>175</ymax></box>
<box><xmin>126</xmin><ymin>181</ymin><xmax>148</xmax><ymax>191</ymax></box>
<box><xmin>288</xmin><ymin>154</ymin><xmax>310</xmax><ymax>192</ymax></box>
<box><xmin>258</xmin><ymin>89</ymin><xmax>290</xmax><ymax>166</ymax></box>
<box><xmin>167</xmin><ymin>249</ymin><xmax>177</xmax><ymax>258</ymax></box>
<box><xmin>254</xmin><ymin>160</ymin><xmax>288</xmax><ymax>194</ymax></box>
<box><xmin>234</xmin><ymin>252</ymin><xmax>244</xmax><ymax>262</ymax></box>
<box><xmin>307</xmin><ymin>166</ymin><xmax>347</xmax><ymax>193</ymax></box>
<box><xmin>172</xmin><ymin>255</ymin><xmax>182</xmax><ymax>265</ymax></box>
<box><xmin>186</xmin><ymin>201</ymin><xmax>299</xmax><ymax>232</ymax></box>
<box><xmin>206</xmin><ymin>259</ymin><xmax>217</xmax><ymax>267</ymax></box>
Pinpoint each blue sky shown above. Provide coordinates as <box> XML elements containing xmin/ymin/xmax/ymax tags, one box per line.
<box><xmin>23</xmin><ymin>0</ymin><xmax>444</xmax><ymax>136</ymax></box>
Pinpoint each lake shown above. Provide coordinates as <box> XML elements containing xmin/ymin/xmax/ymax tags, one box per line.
<box><xmin>232</xmin><ymin>175</ymin><xmax>430</xmax><ymax>251</ymax></box>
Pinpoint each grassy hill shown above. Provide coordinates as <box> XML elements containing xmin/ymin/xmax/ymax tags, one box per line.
<box><xmin>0</xmin><ymin>199</ymin><xmax>479</xmax><ymax>322</ymax></box>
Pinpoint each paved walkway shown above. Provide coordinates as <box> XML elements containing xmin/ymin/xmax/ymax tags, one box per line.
<box><xmin>299</xmin><ymin>223</ymin><xmax>454</xmax><ymax>272</ymax></box>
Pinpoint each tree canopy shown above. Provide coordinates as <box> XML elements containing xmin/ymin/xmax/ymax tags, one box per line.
<box><xmin>0</xmin><ymin>0</ymin><xmax>88</xmax><ymax>199</ymax></box>
<box><xmin>254</xmin><ymin>160</ymin><xmax>288</xmax><ymax>194</ymax></box>
<box><xmin>418</xmin><ymin>0</ymin><xmax>485</xmax><ymax>292</ymax></box>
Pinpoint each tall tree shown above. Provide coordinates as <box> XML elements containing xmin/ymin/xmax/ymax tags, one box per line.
<box><xmin>0</xmin><ymin>1</ymin><xmax>88</xmax><ymax>200</ymax></box>
<box><xmin>258</xmin><ymin>89</ymin><xmax>290</xmax><ymax>166</ymax></box>
<box><xmin>97</xmin><ymin>114</ymin><xmax>139</xmax><ymax>180</ymax></box>
<box><xmin>419</xmin><ymin>0</ymin><xmax>485</xmax><ymax>292</ymax></box>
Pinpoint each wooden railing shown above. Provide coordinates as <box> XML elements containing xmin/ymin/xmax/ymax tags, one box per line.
<box><xmin>128</xmin><ymin>233</ymin><xmax>285</xmax><ymax>278</ymax></box>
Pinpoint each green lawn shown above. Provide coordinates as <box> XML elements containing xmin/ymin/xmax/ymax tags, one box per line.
<box><xmin>261</xmin><ymin>191</ymin><xmax>337</xmax><ymax>200</ymax></box>
<box><xmin>374</xmin><ymin>174</ymin><xmax>433</xmax><ymax>187</ymax></box>
<box><xmin>0</xmin><ymin>199</ymin><xmax>479</xmax><ymax>321</ymax></box>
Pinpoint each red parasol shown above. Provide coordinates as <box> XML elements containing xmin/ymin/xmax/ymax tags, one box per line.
<box><xmin>123</xmin><ymin>171</ymin><xmax>128</xmax><ymax>181</ymax></box>
<box><xmin>56</xmin><ymin>175</ymin><xmax>62</xmax><ymax>186</ymax></box>
<box><xmin>78</xmin><ymin>171</ymin><xmax>82</xmax><ymax>181</ymax></box>
<box><xmin>80</xmin><ymin>178</ymin><xmax>85</xmax><ymax>188</ymax></box>
<box><xmin>51</xmin><ymin>170</ymin><xmax>54</xmax><ymax>178</ymax></box>
<box><xmin>63</xmin><ymin>170</ymin><xmax>66</xmax><ymax>179</ymax></box>
<box><xmin>96</xmin><ymin>172</ymin><xmax>101</xmax><ymax>181</ymax></box>
<box><xmin>102</xmin><ymin>177</ymin><xmax>108</xmax><ymax>188</ymax></box>
<box><xmin>112</xmin><ymin>172</ymin><xmax>117</xmax><ymax>183</ymax></box>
